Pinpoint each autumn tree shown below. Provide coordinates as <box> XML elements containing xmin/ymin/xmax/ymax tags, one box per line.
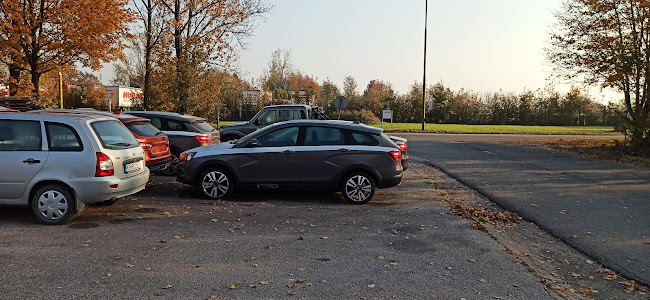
<box><xmin>548</xmin><ymin>0</ymin><xmax>650</xmax><ymax>152</ymax></box>
<box><xmin>260</xmin><ymin>49</ymin><xmax>293</xmax><ymax>100</ymax></box>
<box><xmin>342</xmin><ymin>75</ymin><xmax>359</xmax><ymax>105</ymax></box>
<box><xmin>319</xmin><ymin>79</ymin><xmax>341</xmax><ymax>111</ymax></box>
<box><xmin>361</xmin><ymin>79</ymin><xmax>394</xmax><ymax>116</ymax></box>
<box><xmin>159</xmin><ymin>0</ymin><xmax>270</xmax><ymax>111</ymax></box>
<box><xmin>0</xmin><ymin>0</ymin><xmax>132</xmax><ymax>102</ymax></box>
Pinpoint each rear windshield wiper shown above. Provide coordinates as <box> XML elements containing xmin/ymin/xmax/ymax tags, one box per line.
<box><xmin>108</xmin><ymin>142</ymin><xmax>133</xmax><ymax>147</ymax></box>
<box><xmin>155</xmin><ymin>132</ymin><xmax>165</xmax><ymax>136</ymax></box>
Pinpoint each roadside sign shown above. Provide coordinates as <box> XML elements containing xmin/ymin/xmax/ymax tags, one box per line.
<box><xmin>382</xmin><ymin>110</ymin><xmax>393</xmax><ymax>129</ymax></box>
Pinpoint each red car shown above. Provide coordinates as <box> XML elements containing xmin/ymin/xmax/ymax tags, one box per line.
<box><xmin>31</xmin><ymin>109</ymin><xmax>172</xmax><ymax>173</ymax></box>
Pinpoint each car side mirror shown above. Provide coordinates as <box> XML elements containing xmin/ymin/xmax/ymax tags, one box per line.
<box><xmin>248</xmin><ymin>139</ymin><xmax>259</xmax><ymax>148</ymax></box>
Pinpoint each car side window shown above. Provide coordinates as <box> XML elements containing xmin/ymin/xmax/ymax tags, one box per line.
<box><xmin>350</xmin><ymin>132</ymin><xmax>379</xmax><ymax>146</ymax></box>
<box><xmin>257</xmin><ymin>126</ymin><xmax>299</xmax><ymax>147</ymax></box>
<box><xmin>278</xmin><ymin>110</ymin><xmax>293</xmax><ymax>122</ymax></box>
<box><xmin>149</xmin><ymin>117</ymin><xmax>162</xmax><ymax>129</ymax></box>
<box><xmin>0</xmin><ymin>120</ymin><xmax>42</xmax><ymax>151</ymax></box>
<box><xmin>305</xmin><ymin>126</ymin><xmax>345</xmax><ymax>146</ymax></box>
<box><xmin>299</xmin><ymin>110</ymin><xmax>307</xmax><ymax>119</ymax></box>
<box><xmin>165</xmin><ymin>119</ymin><xmax>187</xmax><ymax>131</ymax></box>
<box><xmin>257</xmin><ymin>110</ymin><xmax>276</xmax><ymax>125</ymax></box>
<box><xmin>45</xmin><ymin>122</ymin><xmax>83</xmax><ymax>151</ymax></box>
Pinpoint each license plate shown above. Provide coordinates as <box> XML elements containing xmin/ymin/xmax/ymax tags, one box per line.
<box><xmin>124</xmin><ymin>161</ymin><xmax>142</xmax><ymax>174</ymax></box>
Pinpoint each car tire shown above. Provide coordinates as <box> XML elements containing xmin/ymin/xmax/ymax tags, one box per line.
<box><xmin>162</xmin><ymin>152</ymin><xmax>180</xmax><ymax>176</ymax></box>
<box><xmin>341</xmin><ymin>171</ymin><xmax>376</xmax><ymax>204</ymax></box>
<box><xmin>199</xmin><ymin>167</ymin><xmax>234</xmax><ymax>200</ymax></box>
<box><xmin>31</xmin><ymin>184</ymin><xmax>76</xmax><ymax>225</ymax></box>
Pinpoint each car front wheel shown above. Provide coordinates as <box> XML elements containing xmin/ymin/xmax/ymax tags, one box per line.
<box><xmin>31</xmin><ymin>184</ymin><xmax>76</xmax><ymax>225</ymax></box>
<box><xmin>199</xmin><ymin>167</ymin><xmax>234</xmax><ymax>200</ymax></box>
<box><xmin>341</xmin><ymin>172</ymin><xmax>375</xmax><ymax>204</ymax></box>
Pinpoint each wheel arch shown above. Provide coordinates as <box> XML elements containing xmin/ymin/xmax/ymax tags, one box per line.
<box><xmin>336</xmin><ymin>165</ymin><xmax>380</xmax><ymax>189</ymax></box>
<box><xmin>28</xmin><ymin>180</ymin><xmax>79</xmax><ymax>211</ymax></box>
<box><xmin>194</xmin><ymin>160</ymin><xmax>239</xmax><ymax>186</ymax></box>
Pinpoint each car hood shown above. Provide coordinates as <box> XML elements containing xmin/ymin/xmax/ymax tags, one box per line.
<box><xmin>190</xmin><ymin>142</ymin><xmax>235</xmax><ymax>154</ymax></box>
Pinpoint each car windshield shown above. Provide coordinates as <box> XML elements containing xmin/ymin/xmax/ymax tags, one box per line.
<box><xmin>235</xmin><ymin>124</ymin><xmax>277</xmax><ymax>145</ymax></box>
<box><xmin>126</xmin><ymin>121</ymin><xmax>162</xmax><ymax>137</ymax></box>
<box><xmin>91</xmin><ymin>120</ymin><xmax>139</xmax><ymax>149</ymax></box>
<box><xmin>191</xmin><ymin>121</ymin><xmax>216</xmax><ymax>132</ymax></box>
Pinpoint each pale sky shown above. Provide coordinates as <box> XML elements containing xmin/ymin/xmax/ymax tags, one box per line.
<box><xmin>100</xmin><ymin>0</ymin><xmax>621</xmax><ymax>102</ymax></box>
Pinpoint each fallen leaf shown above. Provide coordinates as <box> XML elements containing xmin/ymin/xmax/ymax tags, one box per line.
<box><xmin>160</xmin><ymin>240</ymin><xmax>167</xmax><ymax>243</ymax></box>
<box><xmin>586</xmin><ymin>260</ymin><xmax>594</xmax><ymax>264</ymax></box>
<box><xmin>259</xmin><ymin>281</ymin><xmax>270</xmax><ymax>285</ymax></box>
<box><xmin>210</xmin><ymin>219</ymin><xmax>218</xmax><ymax>222</ymax></box>
<box><xmin>572</xmin><ymin>235</ymin><xmax>578</xmax><ymax>239</ymax></box>
<box><xmin>446</xmin><ymin>266</ymin><xmax>454</xmax><ymax>270</ymax></box>
<box><xmin>494</xmin><ymin>297</ymin><xmax>503</xmax><ymax>299</ymax></box>
<box><xmin>429</xmin><ymin>262</ymin><xmax>437</xmax><ymax>266</ymax></box>
<box><xmin>604</xmin><ymin>274</ymin><xmax>617</xmax><ymax>280</ymax></box>
<box><xmin>161</xmin><ymin>285</ymin><xmax>173</xmax><ymax>289</ymax></box>
<box><xmin>286</xmin><ymin>284</ymin><xmax>295</xmax><ymax>288</ymax></box>
<box><xmin>298</xmin><ymin>267</ymin><xmax>308</xmax><ymax>271</ymax></box>
<box><xmin>106</xmin><ymin>273</ymin><xmax>112</xmax><ymax>277</ymax></box>
<box><xmin>362</xmin><ymin>226</ymin><xmax>369</xmax><ymax>230</ymax></box>
<box><xmin>162</xmin><ymin>211</ymin><xmax>171</xmax><ymax>217</ymax></box>
<box><xmin>296</xmin><ymin>279</ymin><xmax>305</xmax><ymax>283</ymax></box>
<box><xmin>367</xmin><ymin>284</ymin><xmax>375</xmax><ymax>288</ymax></box>
<box><xmin>248</xmin><ymin>284</ymin><xmax>257</xmax><ymax>288</ymax></box>
<box><xmin>568</xmin><ymin>288</ymin><xmax>576</xmax><ymax>293</ymax></box>
<box><xmin>469</xmin><ymin>259</ymin><xmax>478</xmax><ymax>263</ymax></box>
<box><xmin>173</xmin><ymin>235</ymin><xmax>182</xmax><ymax>239</ymax></box>
<box><xmin>570</xmin><ymin>272</ymin><xmax>582</xmax><ymax>278</ymax></box>
<box><xmin>479</xmin><ymin>278</ymin><xmax>488</xmax><ymax>283</ymax></box>
<box><xmin>125</xmin><ymin>263</ymin><xmax>134</xmax><ymax>268</ymax></box>
<box><xmin>306</xmin><ymin>282</ymin><xmax>312</xmax><ymax>286</ymax></box>
<box><xmin>320</xmin><ymin>236</ymin><xmax>328</xmax><ymax>240</ymax></box>
<box><xmin>582</xmin><ymin>288</ymin><xmax>590</xmax><ymax>295</ymax></box>
<box><xmin>297</xmin><ymin>236</ymin><xmax>305</xmax><ymax>240</ymax></box>
<box><xmin>229</xmin><ymin>283</ymin><xmax>242</xmax><ymax>289</ymax></box>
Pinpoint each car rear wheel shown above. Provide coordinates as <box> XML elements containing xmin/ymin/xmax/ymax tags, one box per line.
<box><xmin>31</xmin><ymin>184</ymin><xmax>76</xmax><ymax>225</ymax></box>
<box><xmin>341</xmin><ymin>172</ymin><xmax>375</xmax><ymax>204</ymax></box>
<box><xmin>162</xmin><ymin>152</ymin><xmax>180</xmax><ymax>176</ymax></box>
<box><xmin>199</xmin><ymin>167</ymin><xmax>233</xmax><ymax>200</ymax></box>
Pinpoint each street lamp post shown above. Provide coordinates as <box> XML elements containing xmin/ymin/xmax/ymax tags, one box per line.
<box><xmin>422</xmin><ymin>0</ymin><xmax>428</xmax><ymax>130</ymax></box>
<box><xmin>59</xmin><ymin>72</ymin><xmax>63</xmax><ymax>109</ymax></box>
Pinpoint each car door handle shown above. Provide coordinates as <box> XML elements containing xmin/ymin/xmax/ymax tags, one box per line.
<box><xmin>338</xmin><ymin>148</ymin><xmax>351</xmax><ymax>152</ymax></box>
<box><xmin>23</xmin><ymin>158</ymin><xmax>41</xmax><ymax>164</ymax></box>
<box><xmin>282</xmin><ymin>150</ymin><xmax>295</xmax><ymax>154</ymax></box>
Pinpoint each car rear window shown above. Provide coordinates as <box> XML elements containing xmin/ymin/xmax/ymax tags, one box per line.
<box><xmin>351</xmin><ymin>132</ymin><xmax>379</xmax><ymax>146</ymax></box>
<box><xmin>191</xmin><ymin>121</ymin><xmax>216</xmax><ymax>132</ymax></box>
<box><xmin>91</xmin><ymin>120</ymin><xmax>139</xmax><ymax>150</ymax></box>
<box><xmin>126</xmin><ymin>121</ymin><xmax>162</xmax><ymax>137</ymax></box>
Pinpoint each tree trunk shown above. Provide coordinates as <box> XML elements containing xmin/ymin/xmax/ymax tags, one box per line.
<box><xmin>173</xmin><ymin>0</ymin><xmax>186</xmax><ymax>113</ymax></box>
<box><xmin>143</xmin><ymin>0</ymin><xmax>153</xmax><ymax>110</ymax></box>
<box><xmin>31</xmin><ymin>71</ymin><xmax>41</xmax><ymax>102</ymax></box>
<box><xmin>7</xmin><ymin>64</ymin><xmax>21</xmax><ymax>96</ymax></box>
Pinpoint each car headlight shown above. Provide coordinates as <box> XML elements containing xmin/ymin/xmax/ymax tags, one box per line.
<box><xmin>179</xmin><ymin>152</ymin><xmax>196</xmax><ymax>162</ymax></box>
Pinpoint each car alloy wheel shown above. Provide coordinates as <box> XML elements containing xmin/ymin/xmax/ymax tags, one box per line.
<box><xmin>31</xmin><ymin>184</ymin><xmax>76</xmax><ymax>225</ymax></box>
<box><xmin>342</xmin><ymin>172</ymin><xmax>375</xmax><ymax>204</ymax></box>
<box><xmin>200</xmin><ymin>168</ymin><xmax>233</xmax><ymax>200</ymax></box>
<box><xmin>163</xmin><ymin>153</ymin><xmax>179</xmax><ymax>175</ymax></box>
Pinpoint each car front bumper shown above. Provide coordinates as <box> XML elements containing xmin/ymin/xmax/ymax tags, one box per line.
<box><xmin>68</xmin><ymin>168</ymin><xmax>150</xmax><ymax>204</ymax></box>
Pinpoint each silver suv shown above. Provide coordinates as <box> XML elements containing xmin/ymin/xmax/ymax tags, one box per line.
<box><xmin>0</xmin><ymin>112</ymin><xmax>150</xmax><ymax>224</ymax></box>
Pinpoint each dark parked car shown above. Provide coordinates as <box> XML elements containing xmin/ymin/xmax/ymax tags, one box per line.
<box><xmin>387</xmin><ymin>135</ymin><xmax>408</xmax><ymax>170</ymax></box>
<box><xmin>219</xmin><ymin>105</ymin><xmax>328</xmax><ymax>142</ymax></box>
<box><xmin>128</xmin><ymin>111</ymin><xmax>220</xmax><ymax>175</ymax></box>
<box><xmin>177</xmin><ymin>120</ymin><xmax>403</xmax><ymax>204</ymax></box>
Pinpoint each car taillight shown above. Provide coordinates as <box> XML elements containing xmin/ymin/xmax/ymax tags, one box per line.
<box><xmin>194</xmin><ymin>135</ymin><xmax>211</xmax><ymax>144</ymax></box>
<box><xmin>137</xmin><ymin>139</ymin><xmax>152</xmax><ymax>151</ymax></box>
<box><xmin>398</xmin><ymin>143</ymin><xmax>407</xmax><ymax>153</ymax></box>
<box><xmin>96</xmin><ymin>152</ymin><xmax>114</xmax><ymax>177</ymax></box>
<box><xmin>389</xmin><ymin>150</ymin><xmax>402</xmax><ymax>161</ymax></box>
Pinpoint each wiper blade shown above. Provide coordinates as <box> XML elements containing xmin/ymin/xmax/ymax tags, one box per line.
<box><xmin>108</xmin><ymin>142</ymin><xmax>132</xmax><ymax>147</ymax></box>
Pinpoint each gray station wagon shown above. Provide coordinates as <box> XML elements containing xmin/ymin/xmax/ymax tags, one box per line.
<box><xmin>177</xmin><ymin>120</ymin><xmax>403</xmax><ymax>204</ymax></box>
<box><xmin>0</xmin><ymin>112</ymin><xmax>150</xmax><ymax>224</ymax></box>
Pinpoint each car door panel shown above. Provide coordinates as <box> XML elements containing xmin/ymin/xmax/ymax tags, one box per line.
<box><xmin>236</xmin><ymin>147</ymin><xmax>298</xmax><ymax>185</ymax></box>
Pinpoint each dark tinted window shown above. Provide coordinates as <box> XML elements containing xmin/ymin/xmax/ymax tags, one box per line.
<box><xmin>165</xmin><ymin>119</ymin><xmax>187</xmax><ymax>131</ymax></box>
<box><xmin>148</xmin><ymin>117</ymin><xmax>162</xmax><ymax>129</ymax></box>
<box><xmin>257</xmin><ymin>126</ymin><xmax>299</xmax><ymax>147</ymax></box>
<box><xmin>46</xmin><ymin>123</ymin><xmax>82</xmax><ymax>151</ymax></box>
<box><xmin>91</xmin><ymin>120</ymin><xmax>139</xmax><ymax>149</ymax></box>
<box><xmin>191</xmin><ymin>121</ymin><xmax>216</xmax><ymax>132</ymax></box>
<box><xmin>305</xmin><ymin>127</ymin><xmax>344</xmax><ymax>146</ymax></box>
<box><xmin>126</xmin><ymin>121</ymin><xmax>162</xmax><ymax>137</ymax></box>
<box><xmin>278</xmin><ymin>110</ymin><xmax>293</xmax><ymax>122</ymax></box>
<box><xmin>0</xmin><ymin>120</ymin><xmax>41</xmax><ymax>151</ymax></box>
<box><xmin>351</xmin><ymin>132</ymin><xmax>379</xmax><ymax>146</ymax></box>
<box><xmin>298</xmin><ymin>110</ymin><xmax>307</xmax><ymax>119</ymax></box>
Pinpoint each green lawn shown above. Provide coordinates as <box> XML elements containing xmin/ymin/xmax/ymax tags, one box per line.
<box><xmin>369</xmin><ymin>123</ymin><xmax>618</xmax><ymax>135</ymax></box>
<box><xmin>213</xmin><ymin>121</ymin><xmax>617</xmax><ymax>135</ymax></box>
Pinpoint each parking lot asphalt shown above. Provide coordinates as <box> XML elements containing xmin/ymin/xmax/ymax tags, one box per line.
<box><xmin>403</xmin><ymin>133</ymin><xmax>650</xmax><ymax>287</ymax></box>
<box><xmin>0</xmin><ymin>169</ymin><xmax>555</xmax><ymax>300</ymax></box>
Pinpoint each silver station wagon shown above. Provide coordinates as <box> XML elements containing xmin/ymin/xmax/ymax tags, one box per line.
<box><xmin>177</xmin><ymin>120</ymin><xmax>403</xmax><ymax>204</ymax></box>
<box><xmin>0</xmin><ymin>112</ymin><xmax>150</xmax><ymax>224</ymax></box>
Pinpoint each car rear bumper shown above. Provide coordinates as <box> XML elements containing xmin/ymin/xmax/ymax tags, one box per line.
<box><xmin>147</xmin><ymin>158</ymin><xmax>172</xmax><ymax>172</ymax></box>
<box><xmin>378</xmin><ymin>172</ymin><xmax>402</xmax><ymax>189</ymax></box>
<box><xmin>68</xmin><ymin>168</ymin><xmax>150</xmax><ymax>204</ymax></box>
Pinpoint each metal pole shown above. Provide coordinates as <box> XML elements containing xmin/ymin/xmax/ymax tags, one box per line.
<box><xmin>422</xmin><ymin>0</ymin><xmax>428</xmax><ymax>131</ymax></box>
<box><xmin>59</xmin><ymin>72</ymin><xmax>63</xmax><ymax>109</ymax></box>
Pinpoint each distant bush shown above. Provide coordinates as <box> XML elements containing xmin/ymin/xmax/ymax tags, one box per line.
<box><xmin>334</xmin><ymin>109</ymin><xmax>380</xmax><ymax>124</ymax></box>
